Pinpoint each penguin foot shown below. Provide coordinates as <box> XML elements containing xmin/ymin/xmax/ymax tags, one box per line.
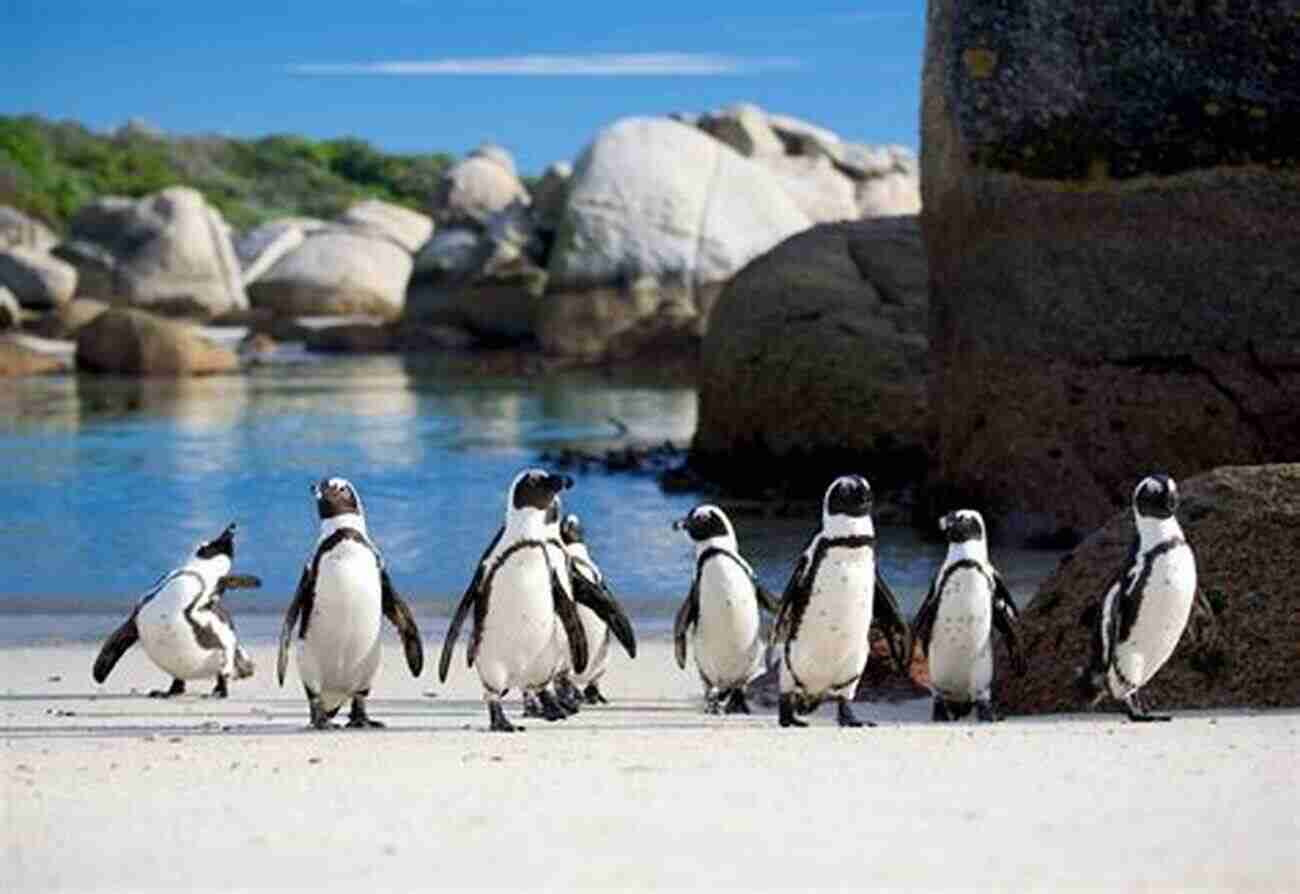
<box><xmin>553</xmin><ymin>679</ymin><xmax>582</xmax><ymax>715</ymax></box>
<box><xmin>582</xmin><ymin>683</ymin><xmax>608</xmax><ymax>705</ymax></box>
<box><xmin>149</xmin><ymin>678</ymin><xmax>186</xmax><ymax>698</ymax></box>
<box><xmin>537</xmin><ymin>689</ymin><xmax>570</xmax><ymax>722</ymax></box>
<box><xmin>308</xmin><ymin>696</ymin><xmax>338</xmax><ymax>730</ymax></box>
<box><xmin>704</xmin><ymin>693</ymin><xmax>722</xmax><ymax>715</ymax></box>
<box><xmin>778</xmin><ymin>694</ymin><xmax>808</xmax><ymax>728</ymax></box>
<box><xmin>837</xmin><ymin>699</ymin><xmax>874</xmax><ymax>728</ymax></box>
<box><xmin>932</xmin><ymin>698</ymin><xmax>953</xmax><ymax>723</ymax></box>
<box><xmin>521</xmin><ymin>692</ymin><xmax>543</xmax><ymax>718</ymax></box>
<box><xmin>975</xmin><ymin>700</ymin><xmax>1002</xmax><ymax>723</ymax></box>
<box><xmin>489</xmin><ymin>702</ymin><xmax>523</xmax><ymax>733</ymax></box>
<box><xmin>1125</xmin><ymin>693</ymin><xmax>1172</xmax><ymax>723</ymax></box>
<box><xmin>347</xmin><ymin>698</ymin><xmax>385</xmax><ymax>729</ymax></box>
<box><xmin>209</xmin><ymin>675</ymin><xmax>229</xmax><ymax>699</ymax></box>
<box><xmin>723</xmin><ymin>689</ymin><xmax>751</xmax><ymax>715</ymax></box>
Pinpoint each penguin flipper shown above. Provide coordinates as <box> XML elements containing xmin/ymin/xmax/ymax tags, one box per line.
<box><xmin>872</xmin><ymin>569</ymin><xmax>912</xmax><ymax>675</ymax></box>
<box><xmin>992</xmin><ymin>571</ymin><xmax>1028</xmax><ymax>676</ymax></box>
<box><xmin>552</xmin><ymin>570</ymin><xmax>589</xmax><ymax>675</ymax></box>
<box><xmin>277</xmin><ymin>566</ymin><xmax>312</xmax><ymax>687</ymax></box>
<box><xmin>672</xmin><ymin>579</ymin><xmax>699</xmax><ymax>670</ymax></box>
<box><xmin>92</xmin><ymin>614</ymin><xmax>139</xmax><ymax>683</ymax></box>
<box><xmin>569</xmin><ymin>562</ymin><xmax>637</xmax><ymax>658</ymax></box>
<box><xmin>438</xmin><ymin>565</ymin><xmax>483</xmax><ymax>683</ymax></box>
<box><xmin>381</xmin><ymin>569</ymin><xmax>424</xmax><ymax>677</ymax></box>
<box><xmin>754</xmin><ymin>582</ymin><xmax>781</xmax><ymax>616</ymax></box>
<box><xmin>772</xmin><ymin>552</ymin><xmax>812</xmax><ymax>647</ymax></box>
<box><xmin>912</xmin><ymin>576</ymin><xmax>941</xmax><ymax>656</ymax></box>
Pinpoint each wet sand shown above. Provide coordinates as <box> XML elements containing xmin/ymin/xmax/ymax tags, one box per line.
<box><xmin>3</xmin><ymin>635</ymin><xmax>1297</xmax><ymax>891</ymax></box>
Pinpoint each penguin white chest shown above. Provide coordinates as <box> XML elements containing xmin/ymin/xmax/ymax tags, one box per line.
<box><xmin>476</xmin><ymin>547</ymin><xmax>559</xmax><ymax>692</ymax></box>
<box><xmin>136</xmin><ymin>579</ymin><xmax>224</xmax><ymax>680</ymax></box>
<box><xmin>300</xmin><ymin>541</ymin><xmax>383</xmax><ymax>702</ymax></box>
<box><xmin>694</xmin><ymin>559</ymin><xmax>762</xmax><ymax>689</ymax></box>
<box><xmin>1117</xmin><ymin>545</ymin><xmax>1198</xmax><ymax>687</ymax></box>
<box><xmin>788</xmin><ymin>550</ymin><xmax>874</xmax><ymax>694</ymax></box>
<box><xmin>928</xmin><ymin>568</ymin><xmax>994</xmax><ymax>700</ymax></box>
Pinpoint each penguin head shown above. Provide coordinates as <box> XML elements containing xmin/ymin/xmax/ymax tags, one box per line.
<box><xmin>939</xmin><ymin>510</ymin><xmax>986</xmax><ymax>544</ymax></box>
<box><xmin>510</xmin><ymin>468</ymin><xmax>574</xmax><ymax>513</ymax></box>
<box><xmin>673</xmin><ymin>504</ymin><xmax>733</xmax><ymax>543</ymax></box>
<box><xmin>824</xmin><ymin>475</ymin><xmax>873</xmax><ymax>519</ymax></box>
<box><xmin>195</xmin><ymin>523</ymin><xmax>237</xmax><ymax>560</ymax></box>
<box><xmin>1133</xmin><ymin>474</ymin><xmax>1178</xmax><ymax>520</ymax></box>
<box><xmin>313</xmin><ymin>478</ymin><xmax>363</xmax><ymax>520</ymax></box>
<box><xmin>560</xmin><ymin>513</ymin><xmax>585</xmax><ymax>545</ymax></box>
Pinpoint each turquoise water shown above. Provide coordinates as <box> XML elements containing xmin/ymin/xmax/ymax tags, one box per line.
<box><xmin>0</xmin><ymin>355</ymin><xmax>1063</xmax><ymax>623</ymax></box>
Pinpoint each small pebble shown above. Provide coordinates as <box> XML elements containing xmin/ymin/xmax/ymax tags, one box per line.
<box><xmin>308</xmin><ymin>757</ymin><xmax>322</xmax><ymax>765</ymax></box>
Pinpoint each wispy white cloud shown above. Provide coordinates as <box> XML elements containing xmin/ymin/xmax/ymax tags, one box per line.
<box><xmin>288</xmin><ymin>52</ymin><xmax>799</xmax><ymax>77</ymax></box>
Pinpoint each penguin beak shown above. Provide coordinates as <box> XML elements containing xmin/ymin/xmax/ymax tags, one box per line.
<box><xmin>546</xmin><ymin>473</ymin><xmax>575</xmax><ymax>493</ymax></box>
<box><xmin>310</xmin><ymin>481</ymin><xmax>322</xmax><ymax>500</ymax></box>
<box><xmin>938</xmin><ymin>512</ymin><xmax>954</xmax><ymax>533</ymax></box>
<box><xmin>671</xmin><ymin>516</ymin><xmax>688</xmax><ymax>531</ymax></box>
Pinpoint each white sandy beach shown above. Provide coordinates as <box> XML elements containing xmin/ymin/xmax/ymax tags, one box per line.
<box><xmin>2</xmin><ymin>632</ymin><xmax>1297</xmax><ymax>892</ymax></box>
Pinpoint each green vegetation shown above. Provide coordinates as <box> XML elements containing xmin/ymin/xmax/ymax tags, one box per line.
<box><xmin>0</xmin><ymin>115</ymin><xmax>454</xmax><ymax>231</ymax></box>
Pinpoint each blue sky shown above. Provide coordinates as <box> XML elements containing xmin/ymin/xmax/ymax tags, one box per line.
<box><xmin>2</xmin><ymin>1</ymin><xmax>925</xmax><ymax>174</ymax></box>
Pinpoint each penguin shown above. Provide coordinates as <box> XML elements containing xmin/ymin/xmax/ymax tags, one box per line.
<box><xmin>771</xmin><ymin>475</ymin><xmax>911</xmax><ymax>728</ymax></box>
<box><xmin>672</xmin><ymin>504</ymin><xmax>780</xmax><ymax>715</ymax></box>
<box><xmin>276</xmin><ymin>478</ymin><xmax>424</xmax><ymax>730</ymax></box>
<box><xmin>1076</xmin><ymin>474</ymin><xmax>1206</xmax><ymax>722</ymax></box>
<box><xmin>911</xmin><ymin>509</ymin><xmax>1027</xmax><ymax>722</ymax></box>
<box><xmin>558</xmin><ymin>511</ymin><xmax>636</xmax><ymax>705</ymax></box>
<box><xmin>93</xmin><ymin>523</ymin><xmax>260</xmax><ymax>698</ymax></box>
<box><xmin>522</xmin><ymin>496</ymin><xmax>585</xmax><ymax>719</ymax></box>
<box><xmin>438</xmin><ymin>469</ymin><xmax>635</xmax><ymax>733</ymax></box>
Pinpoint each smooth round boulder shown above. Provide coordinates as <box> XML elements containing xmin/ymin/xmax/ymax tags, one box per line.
<box><xmin>247</xmin><ymin>229</ymin><xmax>412</xmax><ymax>319</ymax></box>
<box><xmin>0</xmin><ymin>245</ymin><xmax>77</xmax><ymax>309</ymax></box>
<box><xmin>61</xmin><ymin>187</ymin><xmax>247</xmax><ymax>318</ymax></box>
<box><xmin>76</xmin><ymin>308</ymin><xmax>239</xmax><ymax>376</ymax></box>
<box><xmin>691</xmin><ymin>216</ymin><xmax>930</xmax><ymax>494</ymax></box>
<box><xmin>923</xmin><ymin>0</ymin><xmax>1300</xmax><ymax>544</ymax></box>
<box><xmin>338</xmin><ymin>199</ymin><xmax>433</xmax><ymax>254</ymax></box>
<box><xmin>0</xmin><ymin>206</ymin><xmax>59</xmax><ymax>252</ymax></box>
<box><xmin>431</xmin><ymin>151</ymin><xmax>529</xmax><ymax>230</ymax></box>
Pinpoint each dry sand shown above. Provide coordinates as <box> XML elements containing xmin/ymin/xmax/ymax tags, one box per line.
<box><xmin>2</xmin><ymin>632</ymin><xmax>1297</xmax><ymax>891</ymax></box>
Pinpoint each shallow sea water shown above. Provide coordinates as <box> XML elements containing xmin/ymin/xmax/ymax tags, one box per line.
<box><xmin>0</xmin><ymin>354</ymin><xmax>1063</xmax><ymax>635</ymax></box>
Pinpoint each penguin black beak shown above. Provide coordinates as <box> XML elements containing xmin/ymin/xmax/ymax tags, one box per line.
<box><xmin>310</xmin><ymin>481</ymin><xmax>322</xmax><ymax>500</ymax></box>
<box><xmin>671</xmin><ymin>516</ymin><xmax>687</xmax><ymax>531</ymax></box>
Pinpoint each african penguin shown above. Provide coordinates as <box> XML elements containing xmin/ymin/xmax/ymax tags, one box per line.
<box><xmin>557</xmin><ymin>511</ymin><xmax>635</xmax><ymax>705</ymax></box>
<box><xmin>277</xmin><ymin>478</ymin><xmax>424</xmax><ymax>730</ymax></box>
<box><xmin>1076</xmin><ymin>474</ymin><xmax>1202</xmax><ymax>722</ymax></box>
<box><xmin>523</xmin><ymin>496</ymin><xmax>585</xmax><ymax>720</ymax></box>
<box><xmin>771</xmin><ymin>475</ymin><xmax>910</xmax><ymax>728</ymax></box>
<box><xmin>439</xmin><ymin>469</ymin><xmax>589</xmax><ymax>733</ymax></box>
<box><xmin>672</xmin><ymin>504</ymin><xmax>779</xmax><ymax>715</ymax></box>
<box><xmin>912</xmin><ymin>509</ymin><xmax>1026</xmax><ymax>722</ymax></box>
<box><xmin>93</xmin><ymin>523</ymin><xmax>260</xmax><ymax>698</ymax></box>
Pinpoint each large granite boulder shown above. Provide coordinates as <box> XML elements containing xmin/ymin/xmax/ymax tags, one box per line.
<box><xmin>76</xmin><ymin>308</ymin><xmax>238</xmax><ymax>376</ymax></box>
<box><xmin>698</xmin><ymin>103</ymin><xmax>786</xmax><ymax>158</ymax></box>
<box><xmin>0</xmin><ymin>245</ymin><xmax>77</xmax><ymax>308</ymax></box>
<box><xmin>55</xmin><ymin>187</ymin><xmax>247</xmax><ymax>318</ymax></box>
<box><xmin>998</xmin><ymin>465</ymin><xmax>1300</xmax><ymax>714</ymax></box>
<box><xmin>338</xmin><ymin>199</ymin><xmax>433</xmax><ymax>254</ymax></box>
<box><xmin>922</xmin><ymin>0</ymin><xmax>1300</xmax><ymax>544</ymax></box>
<box><xmin>540</xmin><ymin>117</ymin><xmax>811</xmax><ymax>358</ymax></box>
<box><xmin>0</xmin><ymin>206</ymin><xmax>59</xmax><ymax>252</ymax></box>
<box><xmin>431</xmin><ymin>145</ymin><xmax>530</xmax><ymax>230</ymax></box>
<box><xmin>234</xmin><ymin>219</ymin><xmax>314</xmax><ymax>286</ymax></box>
<box><xmin>692</xmin><ymin>216</ymin><xmax>930</xmax><ymax>494</ymax></box>
<box><xmin>760</xmin><ymin>155</ymin><xmax>859</xmax><ymax>224</ymax></box>
<box><xmin>247</xmin><ymin>228</ymin><xmax>412</xmax><ymax>319</ymax></box>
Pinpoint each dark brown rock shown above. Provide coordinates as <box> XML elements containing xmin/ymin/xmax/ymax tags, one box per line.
<box><xmin>692</xmin><ymin>217</ymin><xmax>930</xmax><ymax>495</ymax></box>
<box><xmin>76</xmin><ymin>308</ymin><xmax>239</xmax><ymax>376</ymax></box>
<box><xmin>922</xmin><ymin>1</ymin><xmax>1300</xmax><ymax>543</ymax></box>
<box><xmin>998</xmin><ymin>464</ymin><xmax>1300</xmax><ymax>714</ymax></box>
<box><xmin>26</xmin><ymin>298</ymin><xmax>109</xmax><ymax>340</ymax></box>
<box><xmin>303</xmin><ymin>322</ymin><xmax>397</xmax><ymax>354</ymax></box>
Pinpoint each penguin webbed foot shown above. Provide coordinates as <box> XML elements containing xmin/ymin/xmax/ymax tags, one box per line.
<box><xmin>537</xmin><ymin>689</ymin><xmax>570</xmax><ymax>722</ymax></box>
<box><xmin>149</xmin><ymin>678</ymin><xmax>186</xmax><ymax>698</ymax></box>
<box><xmin>307</xmin><ymin>691</ymin><xmax>339</xmax><ymax>730</ymax></box>
<box><xmin>488</xmin><ymin>701</ymin><xmax>523</xmax><ymax>733</ymax></box>
<box><xmin>975</xmin><ymin>699</ymin><xmax>1002</xmax><ymax>723</ymax></box>
<box><xmin>778</xmin><ymin>694</ymin><xmax>809</xmax><ymax>728</ymax></box>
<box><xmin>209</xmin><ymin>675</ymin><xmax>229</xmax><ymax>699</ymax></box>
<box><xmin>723</xmin><ymin>689</ymin><xmax>751</xmax><ymax>715</ymax></box>
<box><xmin>704</xmin><ymin>692</ymin><xmax>722</xmax><ymax>715</ymax></box>
<box><xmin>1125</xmin><ymin>693</ymin><xmax>1172</xmax><ymax>723</ymax></box>
<box><xmin>346</xmin><ymin>697</ymin><xmax>386</xmax><ymax>729</ymax></box>
<box><xmin>582</xmin><ymin>683</ymin><xmax>608</xmax><ymax>705</ymax></box>
<box><xmin>836</xmin><ymin>698</ymin><xmax>875</xmax><ymax>728</ymax></box>
<box><xmin>521</xmin><ymin>692</ymin><xmax>544</xmax><ymax>718</ymax></box>
<box><xmin>553</xmin><ymin>678</ymin><xmax>583</xmax><ymax>715</ymax></box>
<box><xmin>932</xmin><ymin>698</ymin><xmax>953</xmax><ymax>723</ymax></box>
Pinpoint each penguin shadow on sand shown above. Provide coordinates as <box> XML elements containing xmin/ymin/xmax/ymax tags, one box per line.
<box><xmin>91</xmin><ymin>522</ymin><xmax>262</xmax><ymax>701</ymax></box>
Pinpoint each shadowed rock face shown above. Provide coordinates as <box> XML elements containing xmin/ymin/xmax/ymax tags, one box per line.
<box><xmin>692</xmin><ymin>217</ymin><xmax>930</xmax><ymax>496</ymax></box>
<box><xmin>922</xmin><ymin>0</ymin><xmax>1300</xmax><ymax>544</ymax></box>
<box><xmin>997</xmin><ymin>465</ymin><xmax>1300</xmax><ymax>714</ymax></box>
